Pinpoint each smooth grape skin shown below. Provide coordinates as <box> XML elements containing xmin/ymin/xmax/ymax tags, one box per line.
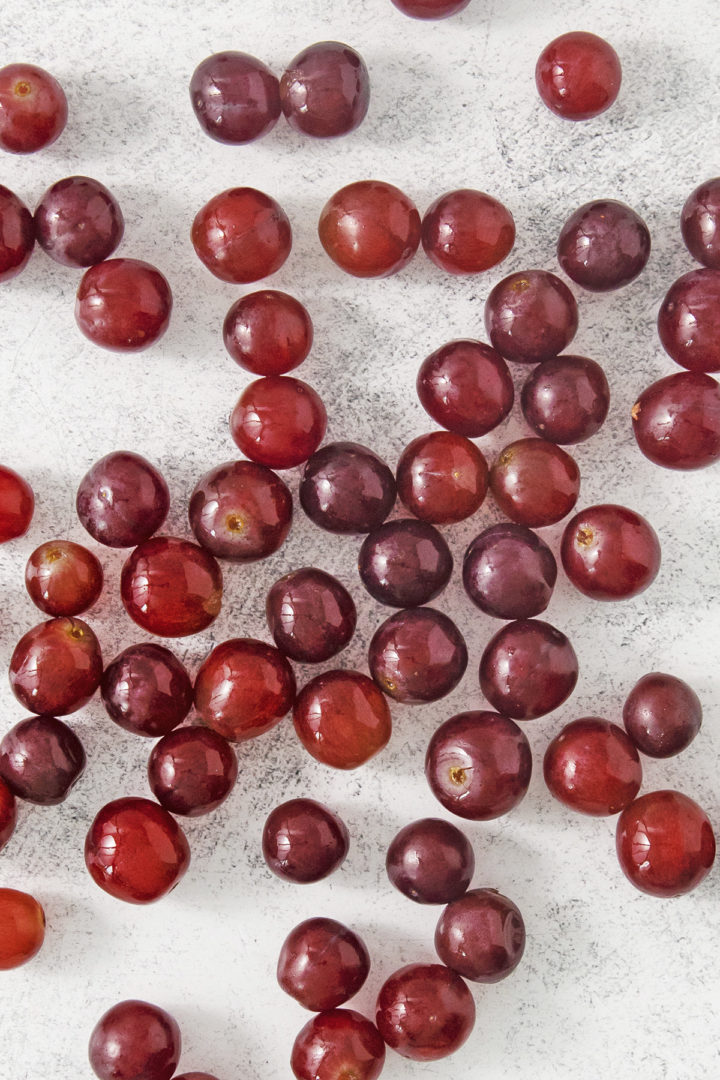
<box><xmin>190</xmin><ymin>51</ymin><xmax>281</xmax><ymax>144</ymax></box>
<box><xmin>266</xmin><ymin>567</ymin><xmax>357</xmax><ymax>663</ymax></box>
<box><xmin>0</xmin><ymin>715</ymin><xmax>86</xmax><ymax>805</ymax></box>
<box><xmin>480</xmin><ymin>619</ymin><xmax>579</xmax><ymax>721</ymax></box>
<box><xmin>148</xmin><ymin>726</ymin><xmax>238</xmax><ymax>817</ymax></box>
<box><xmin>463</xmin><ymin>523</ymin><xmax>557</xmax><ymax>620</ymax></box>
<box><xmin>543</xmin><ymin>718</ymin><xmax>642</xmax><ymax>816</ymax></box>
<box><xmin>390</xmin><ymin>0</ymin><xmax>471</xmax><ymax>16</ymax></box>
<box><xmin>34</xmin><ymin>176</ymin><xmax>124</xmax><ymax>268</ymax></box>
<box><xmin>194</xmin><ymin>638</ymin><xmax>296</xmax><ymax>742</ymax></box>
<box><xmin>101</xmin><ymin>643</ymin><xmax>193</xmax><ymax>738</ymax></box>
<box><xmin>658</xmin><ymin>269</ymin><xmax>720</xmax><ymax>372</ymax></box>
<box><xmin>485</xmin><ymin>270</ymin><xmax>579</xmax><ymax>365</ymax></box>
<box><xmin>681</xmin><ymin>177</ymin><xmax>720</xmax><ymax>269</ymax></box>
<box><xmin>616</xmin><ymin>790</ymin><xmax>716</xmax><ymax>898</ymax></box>
<box><xmin>262</xmin><ymin>797</ymin><xmax>349</xmax><ymax>883</ymax></box>
<box><xmin>280</xmin><ymin>41</ymin><xmax>370</xmax><ymax>138</ymax></box>
<box><xmin>435</xmin><ymin>888</ymin><xmax>526</xmax><ymax>983</ymax></box>
<box><xmin>396</xmin><ymin>431</ymin><xmax>488</xmax><ymax>524</ymax></box>
<box><xmin>358</xmin><ymin>518</ymin><xmax>453</xmax><ymax>608</ymax></box>
<box><xmin>88</xmin><ymin>1000</ymin><xmax>181</xmax><ymax>1080</ymax></box>
<box><xmin>561</xmin><ymin>504</ymin><xmax>661</xmax><ymax>601</ymax></box>
<box><xmin>0</xmin><ymin>464</ymin><xmax>34</xmax><ymax>541</ymax></box>
<box><xmin>631</xmin><ymin>371</ymin><xmax>720</xmax><ymax>469</ymax></box>
<box><xmin>535</xmin><ymin>31</ymin><xmax>622</xmax><ymax>120</ymax></box>
<box><xmin>375</xmin><ymin>963</ymin><xmax>475</xmax><ymax>1061</ymax></box>
<box><xmin>368</xmin><ymin>606</ymin><xmax>468</xmax><ymax>704</ymax></box>
<box><xmin>623</xmin><ymin>672</ymin><xmax>702</xmax><ymax>758</ymax></box>
<box><xmin>277</xmin><ymin>917</ymin><xmax>370</xmax><ymax>1011</ymax></box>
<box><xmin>416</xmin><ymin>339</ymin><xmax>514</xmax><ymax>437</ymax></box>
<box><xmin>192</xmin><ymin>187</ymin><xmax>292</xmax><ymax>284</ymax></box>
<box><xmin>421</xmin><ymin>189</ymin><xmax>515</xmax><ymax>274</ymax></box>
<box><xmin>121</xmin><ymin>537</ymin><xmax>223</xmax><ymax>637</ymax></box>
<box><xmin>85</xmin><ymin>797</ymin><xmax>191</xmax><ymax>904</ymax></box>
<box><xmin>521</xmin><ymin>355</ymin><xmax>610</xmax><ymax>444</ymax></box>
<box><xmin>293</xmin><ymin>670</ymin><xmax>392</xmax><ymax>769</ymax></box>
<box><xmin>189</xmin><ymin>459</ymin><xmax>293</xmax><ymax>562</ymax></box>
<box><xmin>0</xmin><ymin>63</ymin><xmax>67</xmax><ymax>153</ymax></box>
<box><xmin>0</xmin><ymin>778</ymin><xmax>16</xmax><ymax>852</ymax></box>
<box><xmin>0</xmin><ymin>888</ymin><xmax>45</xmax><ymax>970</ymax></box>
<box><xmin>490</xmin><ymin>438</ymin><xmax>580</xmax><ymax>528</ymax></box>
<box><xmin>557</xmin><ymin>200</ymin><xmax>650</xmax><ymax>292</ymax></box>
<box><xmin>25</xmin><ymin>540</ymin><xmax>103</xmax><ymax>616</ymax></box>
<box><xmin>77</xmin><ymin>451</ymin><xmax>170</xmax><ymax>548</ymax></box>
<box><xmin>300</xmin><ymin>442</ymin><xmax>397</xmax><ymax>534</ymax></box>
<box><xmin>291</xmin><ymin>1009</ymin><xmax>385</xmax><ymax>1080</ymax></box>
<box><xmin>75</xmin><ymin>259</ymin><xmax>172</xmax><ymax>352</ymax></box>
<box><xmin>0</xmin><ymin>185</ymin><xmax>34</xmax><ymax>281</ymax></box>
<box><xmin>318</xmin><ymin>180</ymin><xmax>421</xmax><ymax>278</ymax></box>
<box><xmin>223</xmin><ymin>290</ymin><xmax>313</xmax><ymax>375</ymax></box>
<box><xmin>425</xmin><ymin>711</ymin><xmax>532</xmax><ymax>820</ymax></box>
<box><xmin>9</xmin><ymin>616</ymin><xmax>103</xmax><ymax>716</ymax></box>
<box><xmin>386</xmin><ymin>818</ymin><xmax>475</xmax><ymax>904</ymax></box>
<box><xmin>230</xmin><ymin>375</ymin><xmax>327</xmax><ymax>469</ymax></box>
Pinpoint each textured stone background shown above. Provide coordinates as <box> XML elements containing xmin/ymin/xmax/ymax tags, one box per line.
<box><xmin>1</xmin><ymin>0</ymin><xmax>719</xmax><ymax>1077</ymax></box>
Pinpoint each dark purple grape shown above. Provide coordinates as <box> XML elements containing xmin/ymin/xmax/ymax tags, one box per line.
<box><xmin>280</xmin><ymin>41</ymin><xmax>370</xmax><ymax>138</ymax></box>
<box><xmin>386</xmin><ymin>818</ymin><xmax>474</xmax><ymax>903</ymax></box>
<box><xmin>262</xmin><ymin>798</ymin><xmax>349</xmax><ymax>883</ymax></box>
<box><xmin>416</xmin><ymin>339</ymin><xmax>514</xmax><ymax>437</ymax></box>
<box><xmin>277</xmin><ymin>917</ymin><xmax>370</xmax><ymax>1011</ymax></box>
<box><xmin>358</xmin><ymin>519</ymin><xmax>452</xmax><ymax>608</ymax></box>
<box><xmin>434</xmin><ymin>888</ymin><xmax>526</xmax><ymax>983</ymax></box>
<box><xmin>657</xmin><ymin>269</ymin><xmax>720</xmax><ymax>372</ymax></box>
<box><xmin>369</xmin><ymin>607</ymin><xmax>467</xmax><ymax>704</ymax></box>
<box><xmin>190</xmin><ymin>51</ymin><xmax>281</xmax><ymax>144</ymax></box>
<box><xmin>425</xmin><ymin>711</ymin><xmax>532</xmax><ymax>820</ymax></box>
<box><xmin>521</xmin><ymin>354</ymin><xmax>610</xmax><ymax>444</ymax></box>
<box><xmin>147</xmin><ymin>726</ymin><xmax>238</xmax><ymax>816</ymax></box>
<box><xmin>484</xmin><ymin>270</ymin><xmax>578</xmax><ymax>364</ymax></box>
<box><xmin>681</xmin><ymin>177</ymin><xmax>720</xmax><ymax>269</ymax></box>
<box><xmin>101</xmin><ymin>643</ymin><xmax>193</xmax><ymax>738</ymax></box>
<box><xmin>463</xmin><ymin>523</ymin><xmax>557</xmax><ymax>620</ymax></box>
<box><xmin>34</xmin><ymin>176</ymin><xmax>124</xmax><ymax>268</ymax></box>
<box><xmin>76</xmin><ymin>451</ymin><xmax>169</xmax><ymax>548</ymax></box>
<box><xmin>623</xmin><ymin>672</ymin><xmax>702</xmax><ymax>758</ymax></box>
<box><xmin>300</xmin><ymin>442</ymin><xmax>396</xmax><ymax>534</ymax></box>
<box><xmin>557</xmin><ymin>199</ymin><xmax>650</xmax><ymax>291</ymax></box>
<box><xmin>0</xmin><ymin>715</ymin><xmax>85</xmax><ymax>805</ymax></box>
<box><xmin>266</xmin><ymin>567</ymin><xmax>356</xmax><ymax>663</ymax></box>
<box><xmin>480</xmin><ymin>619</ymin><xmax>579</xmax><ymax>720</ymax></box>
<box><xmin>632</xmin><ymin>371</ymin><xmax>720</xmax><ymax>469</ymax></box>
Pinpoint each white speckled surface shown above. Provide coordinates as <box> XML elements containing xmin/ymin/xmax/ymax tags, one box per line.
<box><xmin>1</xmin><ymin>0</ymin><xmax>719</xmax><ymax>1077</ymax></box>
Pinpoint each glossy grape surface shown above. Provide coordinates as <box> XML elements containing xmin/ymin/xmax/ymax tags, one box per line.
<box><xmin>281</xmin><ymin>41</ymin><xmax>370</xmax><ymax>137</ymax></box>
<box><xmin>293</xmin><ymin>670</ymin><xmax>392</xmax><ymax>769</ymax></box>
<box><xmin>536</xmin><ymin>31</ymin><xmax>621</xmax><ymax>120</ymax></box>
<box><xmin>0</xmin><ymin>714</ymin><xmax>86</xmax><ymax>805</ymax></box>
<box><xmin>422</xmin><ymin>189</ymin><xmax>515</xmax><ymax>274</ymax></box>
<box><xmin>623</xmin><ymin>672</ymin><xmax>702</xmax><ymax>758</ymax></box>
<box><xmin>75</xmin><ymin>259</ymin><xmax>172</xmax><ymax>352</ymax></box>
<box><xmin>657</xmin><ymin>269</ymin><xmax>720</xmax><ymax>373</ymax></box>
<box><xmin>396</xmin><ymin>431</ymin><xmax>488</xmax><ymax>524</ymax></box>
<box><xmin>25</xmin><ymin>540</ymin><xmax>103</xmax><ymax>616</ymax></box>
<box><xmin>557</xmin><ymin>200</ymin><xmax>650</xmax><ymax>291</ymax></box>
<box><xmin>300</xmin><ymin>442</ymin><xmax>396</xmax><ymax>533</ymax></box>
<box><xmin>277</xmin><ymin>917</ymin><xmax>370</xmax><ymax>1010</ymax></box>
<box><xmin>484</xmin><ymin>270</ymin><xmax>578</xmax><ymax>364</ymax></box>
<box><xmin>189</xmin><ymin>459</ymin><xmax>293</xmax><ymax>561</ymax></box>
<box><xmin>266</xmin><ymin>567</ymin><xmax>356</xmax><ymax>663</ymax></box>
<box><xmin>463</xmin><ymin>523</ymin><xmax>556</xmax><ymax>620</ymax></box>
<box><xmin>0</xmin><ymin>185</ymin><xmax>34</xmax><ymax>281</ymax></box>
<box><xmin>88</xmin><ymin>999</ymin><xmax>181</xmax><ymax>1080</ymax></box>
<box><xmin>490</xmin><ymin>437</ymin><xmax>580</xmax><ymax>527</ymax></box>
<box><xmin>190</xmin><ymin>51</ymin><xmax>281</xmax><ymax>143</ymax></box>
<box><xmin>76</xmin><ymin>451</ymin><xmax>169</xmax><ymax>548</ymax></box>
<box><xmin>631</xmin><ymin>371</ymin><xmax>720</xmax><ymax>470</ymax></box>
<box><xmin>192</xmin><ymin>187</ymin><xmax>292</xmax><ymax>283</ymax></box>
<box><xmin>262</xmin><ymin>797</ymin><xmax>349</xmax><ymax>883</ymax></box>
<box><xmin>561</xmin><ymin>504</ymin><xmax>661</xmax><ymax>601</ymax></box>
<box><xmin>0</xmin><ymin>777</ymin><xmax>16</xmax><ymax>852</ymax></box>
<box><xmin>34</xmin><ymin>176</ymin><xmax>124</xmax><ymax>267</ymax></box>
<box><xmin>386</xmin><ymin>818</ymin><xmax>474</xmax><ymax>904</ymax></box>
<box><xmin>543</xmin><ymin>717</ymin><xmax>642</xmax><ymax>816</ymax></box>
<box><xmin>368</xmin><ymin>606</ymin><xmax>468</xmax><ymax>704</ymax></box>
<box><xmin>223</xmin><ymin>290</ymin><xmax>313</xmax><ymax>375</ymax></box>
<box><xmin>194</xmin><ymin>638</ymin><xmax>295</xmax><ymax>742</ymax></box>
<box><xmin>148</xmin><ymin>726</ymin><xmax>238</xmax><ymax>816</ymax></box>
<box><xmin>318</xmin><ymin>180</ymin><xmax>421</xmax><ymax>277</ymax></box>
<box><xmin>291</xmin><ymin>1010</ymin><xmax>385</xmax><ymax>1080</ymax></box>
<box><xmin>480</xmin><ymin>619</ymin><xmax>578</xmax><ymax>720</ymax></box>
<box><xmin>121</xmin><ymin>537</ymin><xmax>223</xmax><ymax>636</ymax></box>
<box><xmin>9</xmin><ymin>616</ymin><xmax>103</xmax><ymax>716</ymax></box>
<box><xmin>435</xmin><ymin>888</ymin><xmax>526</xmax><ymax>983</ymax></box>
<box><xmin>681</xmin><ymin>177</ymin><xmax>720</xmax><ymax>268</ymax></box>
<box><xmin>0</xmin><ymin>888</ymin><xmax>45</xmax><ymax>970</ymax></box>
<box><xmin>521</xmin><ymin>355</ymin><xmax>610</xmax><ymax>444</ymax></box>
<box><xmin>375</xmin><ymin>963</ymin><xmax>475</xmax><ymax>1061</ymax></box>
<box><xmin>0</xmin><ymin>63</ymin><xmax>67</xmax><ymax>153</ymax></box>
<box><xmin>416</xmin><ymin>338</ymin><xmax>514</xmax><ymax>437</ymax></box>
<box><xmin>0</xmin><ymin>464</ymin><xmax>34</xmax><ymax>541</ymax></box>
<box><xmin>101</xmin><ymin>643</ymin><xmax>193</xmax><ymax>738</ymax></box>
<box><xmin>359</xmin><ymin>518</ymin><xmax>453</xmax><ymax>607</ymax></box>
<box><xmin>230</xmin><ymin>375</ymin><xmax>326</xmax><ymax>469</ymax></box>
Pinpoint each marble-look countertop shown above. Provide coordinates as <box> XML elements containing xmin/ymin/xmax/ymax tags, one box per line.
<box><xmin>1</xmin><ymin>1</ymin><xmax>718</xmax><ymax>1077</ymax></box>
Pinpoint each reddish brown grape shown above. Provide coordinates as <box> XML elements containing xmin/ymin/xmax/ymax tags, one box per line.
<box><xmin>0</xmin><ymin>185</ymin><xmax>34</xmax><ymax>281</ymax></box>
<box><xmin>318</xmin><ymin>180</ymin><xmax>421</xmax><ymax>278</ymax></box>
<box><xmin>435</xmin><ymin>888</ymin><xmax>526</xmax><ymax>983</ymax></box>
<box><xmin>88</xmin><ymin>999</ymin><xmax>181</xmax><ymax>1080</ymax></box>
<box><xmin>0</xmin><ymin>777</ymin><xmax>16</xmax><ymax>852</ymax></box>
<box><xmin>386</xmin><ymin>818</ymin><xmax>475</xmax><ymax>904</ymax></box>
<box><xmin>631</xmin><ymin>371</ymin><xmax>720</xmax><ymax>470</ymax></box>
<box><xmin>421</xmin><ymin>189</ymin><xmax>515</xmax><ymax>274</ymax></box>
<box><xmin>657</xmin><ymin>269</ymin><xmax>720</xmax><ymax>372</ymax></box>
<box><xmin>281</xmin><ymin>42</ymin><xmax>370</xmax><ymax>138</ymax></box>
<box><xmin>0</xmin><ymin>464</ymin><xmax>34</xmax><ymax>541</ymax></box>
<box><xmin>190</xmin><ymin>51</ymin><xmax>281</xmax><ymax>144</ymax></box>
<box><xmin>192</xmin><ymin>187</ymin><xmax>292</xmax><ymax>284</ymax></box>
<box><xmin>681</xmin><ymin>177</ymin><xmax>720</xmax><ymax>269</ymax></box>
<box><xmin>34</xmin><ymin>176</ymin><xmax>124</xmax><ymax>268</ymax></box>
<box><xmin>561</xmin><ymin>504</ymin><xmax>661</xmax><ymax>601</ymax></box>
<box><xmin>536</xmin><ymin>32</ymin><xmax>621</xmax><ymax>120</ymax></box>
<box><xmin>375</xmin><ymin>963</ymin><xmax>475</xmax><ymax>1061</ymax></box>
<box><xmin>194</xmin><ymin>638</ymin><xmax>295</xmax><ymax>742</ymax></box>
<box><xmin>121</xmin><ymin>537</ymin><xmax>223</xmax><ymax>637</ymax></box>
<box><xmin>148</xmin><ymin>726</ymin><xmax>238</xmax><ymax>817</ymax></box>
<box><xmin>557</xmin><ymin>200</ymin><xmax>650</xmax><ymax>291</ymax></box>
<box><xmin>75</xmin><ymin>259</ymin><xmax>172</xmax><ymax>352</ymax></box>
<box><xmin>368</xmin><ymin>606</ymin><xmax>468</xmax><ymax>704</ymax></box>
<box><xmin>9</xmin><ymin>616</ymin><xmax>102</xmax><ymax>716</ymax></box>
<box><xmin>262</xmin><ymin>798</ymin><xmax>349</xmax><ymax>883</ymax></box>
<box><xmin>266</xmin><ymin>567</ymin><xmax>356</xmax><ymax>663</ymax></box>
<box><xmin>0</xmin><ymin>715</ymin><xmax>86</xmax><ymax>805</ymax></box>
<box><xmin>396</xmin><ymin>431</ymin><xmax>488</xmax><ymax>524</ymax></box>
<box><xmin>223</xmin><ymin>290</ymin><xmax>313</xmax><ymax>375</ymax></box>
<box><xmin>616</xmin><ymin>790</ymin><xmax>716</xmax><ymax>898</ymax></box>
<box><xmin>76</xmin><ymin>451</ymin><xmax>169</xmax><ymax>548</ymax></box>
<box><xmin>300</xmin><ymin>442</ymin><xmax>396</xmax><ymax>534</ymax></box>
<box><xmin>490</xmin><ymin>437</ymin><xmax>580</xmax><ymax>527</ymax></box>
<box><xmin>101</xmin><ymin>643</ymin><xmax>193</xmax><ymax>738</ymax></box>
<box><xmin>291</xmin><ymin>1010</ymin><xmax>385</xmax><ymax>1080</ymax></box>
<box><xmin>278</xmin><ymin>917</ymin><xmax>370</xmax><ymax>1010</ymax></box>
<box><xmin>358</xmin><ymin>518</ymin><xmax>453</xmax><ymax>608</ymax></box>
<box><xmin>543</xmin><ymin>718</ymin><xmax>642</xmax><ymax>816</ymax></box>
<box><xmin>391</xmin><ymin>0</ymin><xmax>471</xmax><ymax>16</ymax></box>
<box><xmin>0</xmin><ymin>888</ymin><xmax>45</xmax><ymax>970</ymax></box>
<box><xmin>623</xmin><ymin>672</ymin><xmax>702</xmax><ymax>758</ymax></box>
<box><xmin>230</xmin><ymin>375</ymin><xmax>326</xmax><ymax>469</ymax></box>
<box><xmin>0</xmin><ymin>63</ymin><xmax>67</xmax><ymax>153</ymax></box>
<box><xmin>521</xmin><ymin>355</ymin><xmax>610</xmax><ymax>444</ymax></box>
<box><xmin>426</xmin><ymin>711</ymin><xmax>532</xmax><ymax>820</ymax></box>
<box><xmin>189</xmin><ymin>459</ymin><xmax>293</xmax><ymax>562</ymax></box>
<box><xmin>25</xmin><ymin>540</ymin><xmax>103</xmax><ymax>616</ymax></box>
<box><xmin>416</xmin><ymin>339</ymin><xmax>514</xmax><ymax>437</ymax></box>
<box><xmin>484</xmin><ymin>270</ymin><xmax>578</xmax><ymax>365</ymax></box>
<box><xmin>480</xmin><ymin>619</ymin><xmax>578</xmax><ymax>721</ymax></box>
<box><xmin>293</xmin><ymin>670</ymin><xmax>392</xmax><ymax>769</ymax></box>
